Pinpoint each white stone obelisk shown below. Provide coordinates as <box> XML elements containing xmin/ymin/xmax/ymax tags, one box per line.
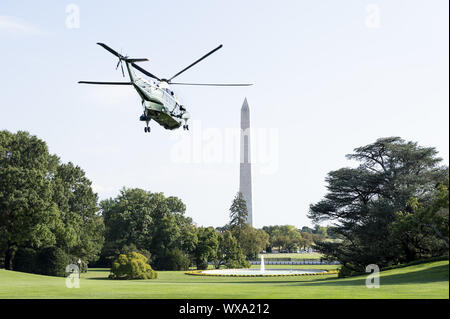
<box><xmin>240</xmin><ymin>98</ymin><xmax>253</xmax><ymax>226</ymax></box>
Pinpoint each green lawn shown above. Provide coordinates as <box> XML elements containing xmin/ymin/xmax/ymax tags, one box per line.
<box><xmin>0</xmin><ymin>261</ymin><xmax>447</xmax><ymax>299</ymax></box>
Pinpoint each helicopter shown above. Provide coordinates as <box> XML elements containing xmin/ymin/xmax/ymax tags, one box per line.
<box><xmin>79</xmin><ymin>43</ymin><xmax>252</xmax><ymax>133</ymax></box>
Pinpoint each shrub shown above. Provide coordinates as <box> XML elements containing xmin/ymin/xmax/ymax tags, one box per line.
<box><xmin>338</xmin><ymin>263</ymin><xmax>361</xmax><ymax>278</ymax></box>
<box><xmin>68</xmin><ymin>255</ymin><xmax>88</xmax><ymax>273</ymax></box>
<box><xmin>226</xmin><ymin>259</ymin><xmax>251</xmax><ymax>269</ymax></box>
<box><xmin>110</xmin><ymin>252</ymin><xmax>157</xmax><ymax>280</ymax></box>
<box><xmin>158</xmin><ymin>248</ymin><xmax>190</xmax><ymax>270</ymax></box>
<box><xmin>196</xmin><ymin>258</ymin><xmax>209</xmax><ymax>270</ymax></box>
<box><xmin>13</xmin><ymin>248</ymin><xmax>37</xmax><ymax>273</ymax></box>
<box><xmin>35</xmin><ymin>247</ymin><xmax>69</xmax><ymax>277</ymax></box>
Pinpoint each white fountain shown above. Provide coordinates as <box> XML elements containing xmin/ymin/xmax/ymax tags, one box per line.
<box><xmin>199</xmin><ymin>252</ymin><xmax>327</xmax><ymax>276</ymax></box>
<box><xmin>260</xmin><ymin>254</ymin><xmax>265</xmax><ymax>274</ymax></box>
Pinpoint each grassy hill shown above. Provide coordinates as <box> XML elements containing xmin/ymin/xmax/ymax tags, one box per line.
<box><xmin>0</xmin><ymin>260</ymin><xmax>447</xmax><ymax>299</ymax></box>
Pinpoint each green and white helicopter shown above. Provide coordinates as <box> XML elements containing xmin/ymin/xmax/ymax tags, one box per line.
<box><xmin>79</xmin><ymin>43</ymin><xmax>252</xmax><ymax>133</ymax></box>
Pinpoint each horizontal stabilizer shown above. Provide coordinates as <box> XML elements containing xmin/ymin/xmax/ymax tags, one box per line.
<box><xmin>78</xmin><ymin>81</ymin><xmax>132</xmax><ymax>85</ymax></box>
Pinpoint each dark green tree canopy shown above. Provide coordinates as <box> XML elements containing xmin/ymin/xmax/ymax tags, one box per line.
<box><xmin>309</xmin><ymin>137</ymin><xmax>448</xmax><ymax>269</ymax></box>
<box><xmin>0</xmin><ymin>130</ymin><xmax>103</xmax><ymax>271</ymax></box>
<box><xmin>194</xmin><ymin>227</ymin><xmax>219</xmax><ymax>270</ymax></box>
<box><xmin>100</xmin><ymin>188</ymin><xmax>194</xmax><ymax>270</ymax></box>
<box><xmin>215</xmin><ymin>231</ymin><xmax>249</xmax><ymax>269</ymax></box>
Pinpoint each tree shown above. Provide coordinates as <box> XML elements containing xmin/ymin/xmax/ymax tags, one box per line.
<box><xmin>100</xmin><ymin>188</ymin><xmax>194</xmax><ymax>270</ymax></box>
<box><xmin>195</xmin><ymin>227</ymin><xmax>219</xmax><ymax>270</ymax></box>
<box><xmin>389</xmin><ymin>183</ymin><xmax>449</xmax><ymax>260</ymax></box>
<box><xmin>0</xmin><ymin>131</ymin><xmax>62</xmax><ymax>269</ymax></box>
<box><xmin>1</xmin><ymin>131</ymin><xmax>105</xmax><ymax>272</ymax></box>
<box><xmin>236</xmin><ymin>225</ymin><xmax>269</xmax><ymax>258</ymax></box>
<box><xmin>35</xmin><ymin>246</ymin><xmax>69</xmax><ymax>277</ymax></box>
<box><xmin>215</xmin><ymin>231</ymin><xmax>249</xmax><ymax>269</ymax></box>
<box><xmin>265</xmin><ymin>225</ymin><xmax>303</xmax><ymax>252</ymax></box>
<box><xmin>309</xmin><ymin>137</ymin><xmax>448</xmax><ymax>270</ymax></box>
<box><xmin>158</xmin><ymin>248</ymin><xmax>190</xmax><ymax>271</ymax></box>
<box><xmin>100</xmin><ymin>188</ymin><xmax>154</xmax><ymax>261</ymax></box>
<box><xmin>52</xmin><ymin>162</ymin><xmax>104</xmax><ymax>263</ymax></box>
<box><xmin>175</xmin><ymin>222</ymin><xmax>198</xmax><ymax>267</ymax></box>
<box><xmin>229</xmin><ymin>192</ymin><xmax>248</xmax><ymax>241</ymax></box>
<box><xmin>314</xmin><ymin>225</ymin><xmax>327</xmax><ymax>240</ymax></box>
<box><xmin>299</xmin><ymin>231</ymin><xmax>314</xmax><ymax>249</ymax></box>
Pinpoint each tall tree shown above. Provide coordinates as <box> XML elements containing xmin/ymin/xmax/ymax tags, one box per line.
<box><xmin>237</xmin><ymin>225</ymin><xmax>270</xmax><ymax>258</ymax></box>
<box><xmin>309</xmin><ymin>137</ymin><xmax>448</xmax><ymax>269</ymax></box>
<box><xmin>52</xmin><ymin>162</ymin><xmax>104</xmax><ymax>262</ymax></box>
<box><xmin>0</xmin><ymin>131</ymin><xmax>62</xmax><ymax>269</ymax></box>
<box><xmin>195</xmin><ymin>227</ymin><xmax>219</xmax><ymax>270</ymax></box>
<box><xmin>100</xmin><ymin>188</ymin><xmax>154</xmax><ymax>264</ymax></box>
<box><xmin>229</xmin><ymin>192</ymin><xmax>248</xmax><ymax>241</ymax></box>
<box><xmin>215</xmin><ymin>231</ymin><xmax>249</xmax><ymax>269</ymax></box>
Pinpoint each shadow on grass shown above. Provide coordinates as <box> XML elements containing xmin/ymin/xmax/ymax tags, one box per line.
<box><xmin>87</xmin><ymin>269</ymin><xmax>109</xmax><ymax>272</ymax></box>
<box><xmin>295</xmin><ymin>264</ymin><xmax>449</xmax><ymax>287</ymax></box>
<box><xmin>88</xmin><ymin>277</ymin><xmax>111</xmax><ymax>280</ymax></box>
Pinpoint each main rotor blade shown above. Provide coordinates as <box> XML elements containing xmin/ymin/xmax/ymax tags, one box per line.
<box><xmin>131</xmin><ymin>62</ymin><xmax>161</xmax><ymax>81</ymax></box>
<box><xmin>97</xmin><ymin>42</ymin><xmax>123</xmax><ymax>59</ymax></box>
<box><xmin>170</xmin><ymin>82</ymin><xmax>253</xmax><ymax>86</ymax></box>
<box><xmin>168</xmin><ymin>44</ymin><xmax>223</xmax><ymax>82</ymax></box>
<box><xmin>78</xmin><ymin>81</ymin><xmax>132</xmax><ymax>85</ymax></box>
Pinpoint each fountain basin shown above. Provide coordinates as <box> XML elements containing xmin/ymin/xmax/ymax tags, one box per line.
<box><xmin>185</xmin><ymin>268</ymin><xmax>336</xmax><ymax>277</ymax></box>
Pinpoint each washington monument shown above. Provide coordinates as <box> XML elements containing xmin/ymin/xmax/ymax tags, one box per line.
<box><xmin>240</xmin><ymin>98</ymin><xmax>253</xmax><ymax>226</ymax></box>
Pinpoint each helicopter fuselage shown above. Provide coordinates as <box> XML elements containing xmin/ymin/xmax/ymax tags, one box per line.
<box><xmin>126</xmin><ymin>62</ymin><xmax>190</xmax><ymax>130</ymax></box>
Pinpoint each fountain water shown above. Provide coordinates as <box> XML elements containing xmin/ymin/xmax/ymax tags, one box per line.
<box><xmin>260</xmin><ymin>255</ymin><xmax>265</xmax><ymax>274</ymax></box>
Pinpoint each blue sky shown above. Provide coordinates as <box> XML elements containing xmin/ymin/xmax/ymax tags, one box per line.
<box><xmin>1</xmin><ymin>0</ymin><xmax>448</xmax><ymax>228</ymax></box>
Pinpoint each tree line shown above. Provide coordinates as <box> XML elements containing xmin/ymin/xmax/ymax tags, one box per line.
<box><xmin>0</xmin><ymin>131</ymin><xmax>103</xmax><ymax>275</ymax></box>
<box><xmin>3</xmin><ymin>131</ymin><xmax>445</xmax><ymax>277</ymax></box>
<box><xmin>0</xmin><ymin>130</ymin><xmax>323</xmax><ymax>275</ymax></box>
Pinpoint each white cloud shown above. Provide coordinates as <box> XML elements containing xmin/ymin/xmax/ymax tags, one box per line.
<box><xmin>0</xmin><ymin>15</ymin><xmax>43</xmax><ymax>35</ymax></box>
